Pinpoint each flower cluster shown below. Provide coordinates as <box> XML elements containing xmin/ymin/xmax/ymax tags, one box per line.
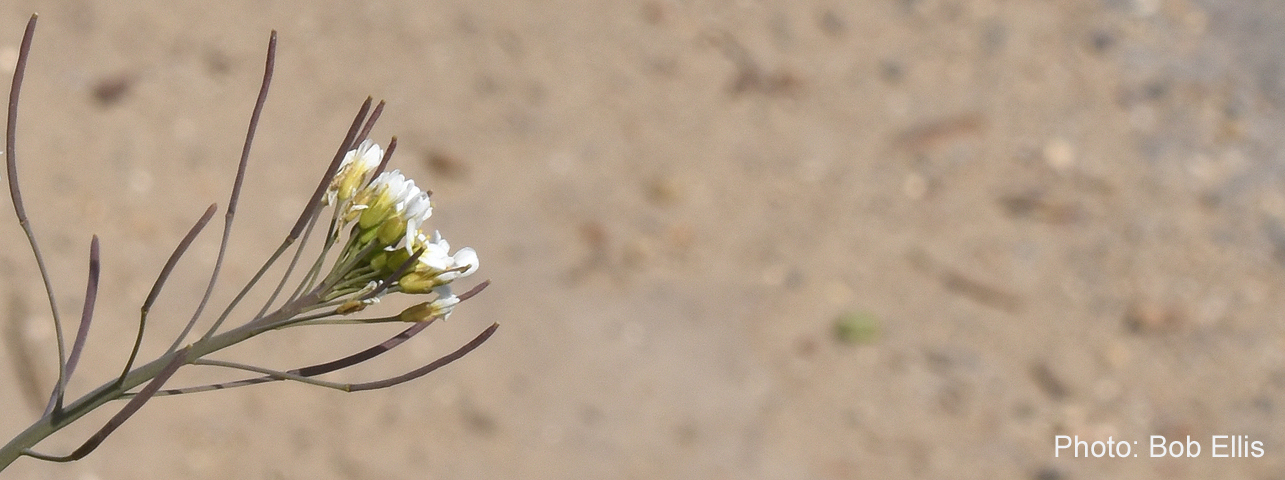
<box><xmin>327</xmin><ymin>140</ymin><xmax>479</xmax><ymax>319</ymax></box>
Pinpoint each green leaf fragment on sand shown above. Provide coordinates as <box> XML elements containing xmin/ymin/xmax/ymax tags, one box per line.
<box><xmin>834</xmin><ymin>311</ymin><xmax>879</xmax><ymax>345</ymax></box>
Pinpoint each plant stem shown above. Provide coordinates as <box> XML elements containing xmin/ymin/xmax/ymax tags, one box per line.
<box><xmin>0</xmin><ymin>295</ymin><xmax>313</xmax><ymax>471</ymax></box>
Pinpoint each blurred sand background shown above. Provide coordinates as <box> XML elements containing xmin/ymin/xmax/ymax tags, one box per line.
<box><xmin>3</xmin><ymin>0</ymin><xmax>1285</xmax><ymax>478</ymax></box>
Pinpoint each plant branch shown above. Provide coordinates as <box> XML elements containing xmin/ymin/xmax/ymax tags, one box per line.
<box><xmin>183</xmin><ymin>31</ymin><xmax>276</xmax><ymax>346</ymax></box>
<box><xmin>6</xmin><ymin>13</ymin><xmax>70</xmax><ymax>420</ymax></box>
<box><xmin>58</xmin><ymin>235</ymin><xmax>101</xmax><ymax>413</ymax></box>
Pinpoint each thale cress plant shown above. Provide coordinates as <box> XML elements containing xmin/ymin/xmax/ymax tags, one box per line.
<box><xmin>0</xmin><ymin>14</ymin><xmax>496</xmax><ymax>471</ymax></box>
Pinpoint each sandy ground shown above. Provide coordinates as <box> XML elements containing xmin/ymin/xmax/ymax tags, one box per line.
<box><xmin>2</xmin><ymin>0</ymin><xmax>1285</xmax><ymax>478</ymax></box>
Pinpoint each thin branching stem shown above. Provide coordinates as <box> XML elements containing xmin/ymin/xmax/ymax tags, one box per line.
<box><xmin>288</xmin><ymin>316</ymin><xmax>406</xmax><ymax>326</ymax></box>
<box><xmin>145</xmin><ymin>318</ymin><xmax>437</xmax><ymax>398</ymax></box>
<box><xmin>59</xmin><ymin>235</ymin><xmax>101</xmax><ymax>413</ymax></box>
<box><xmin>121</xmin><ymin>280</ymin><xmax>481</xmax><ymax>400</ymax></box>
<box><xmin>313</xmin><ymin>238</ymin><xmax>382</xmax><ymax>296</ymax></box>
<box><xmin>354</xmin><ymin>99</ymin><xmax>385</xmax><ymax>147</ymax></box>
<box><xmin>288</xmin><ymin>215</ymin><xmax>342</xmax><ymax>303</ymax></box>
<box><xmin>22</xmin><ymin>349</ymin><xmax>189</xmax><ymax>462</ymax></box>
<box><xmin>200</xmin><ymin>241</ymin><xmax>292</xmax><ymax>337</ymax></box>
<box><xmin>329</xmin><ymin>267</ymin><xmax>383</xmax><ymax>291</ymax></box>
<box><xmin>206</xmin><ymin>97</ymin><xmax>373</xmax><ymax>338</ymax></box>
<box><xmin>288</xmin><ymin>97</ymin><xmax>373</xmax><ymax>243</ymax></box>
<box><xmin>1</xmin><ymin>296</ymin><xmax>308</xmax><ymax>468</ymax></box>
<box><xmin>269</xmin><ymin>309</ymin><xmax>356</xmax><ymax>325</ymax></box>
<box><xmin>456</xmin><ymin>280</ymin><xmax>491</xmax><ymax>302</ymax></box>
<box><xmin>5</xmin><ymin>14</ymin><xmax>69</xmax><ymax>419</ymax></box>
<box><xmin>141</xmin><ymin>204</ymin><xmax>218</xmax><ymax>365</ymax></box>
<box><xmin>292</xmin><ymin>297</ymin><xmax>354</xmax><ymax>316</ymax></box>
<box><xmin>371</xmin><ymin>136</ymin><xmax>397</xmax><ymax>179</ymax></box>
<box><xmin>254</xmin><ymin>208</ymin><xmax>322</xmax><ymax>319</ymax></box>
<box><xmin>178</xmin><ymin>322</ymin><xmax>496</xmax><ymax>394</ymax></box>
<box><xmin>192</xmin><ymin>358</ymin><xmax>356</xmax><ymax>391</ymax></box>
<box><xmin>345</xmin><ymin>323</ymin><xmax>498</xmax><ymax>392</ymax></box>
<box><xmin>183</xmin><ymin>31</ymin><xmax>276</xmax><ymax>346</ymax></box>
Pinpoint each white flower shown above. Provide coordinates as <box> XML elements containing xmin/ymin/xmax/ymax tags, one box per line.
<box><xmin>427</xmin><ymin>285</ymin><xmax>460</xmax><ymax>319</ymax></box>
<box><xmin>355</xmin><ymin>169</ymin><xmax>432</xmax><ymax>248</ymax></box>
<box><xmin>416</xmin><ymin>230</ymin><xmax>478</xmax><ymax>280</ymax></box>
<box><xmin>327</xmin><ymin>140</ymin><xmax>383</xmax><ymax>207</ymax></box>
<box><xmin>364</xmin><ymin>170</ymin><xmax>416</xmax><ymax>215</ymax></box>
<box><xmin>397</xmin><ymin>230</ymin><xmax>480</xmax><ymax>293</ymax></box>
<box><xmin>450</xmin><ymin>247</ymin><xmax>479</xmax><ymax>278</ymax></box>
<box><xmin>415</xmin><ymin>230</ymin><xmax>452</xmax><ymax>270</ymax></box>
<box><xmin>401</xmin><ymin>193</ymin><xmax>433</xmax><ymax>253</ymax></box>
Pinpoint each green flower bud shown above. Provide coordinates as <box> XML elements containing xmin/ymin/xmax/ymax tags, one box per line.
<box><xmin>398</xmin><ymin>302</ymin><xmax>436</xmax><ymax>322</ymax></box>
<box><xmin>377</xmin><ymin>217</ymin><xmax>407</xmax><ymax>246</ymax></box>
<box><xmin>398</xmin><ymin>271</ymin><xmax>443</xmax><ymax>294</ymax></box>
